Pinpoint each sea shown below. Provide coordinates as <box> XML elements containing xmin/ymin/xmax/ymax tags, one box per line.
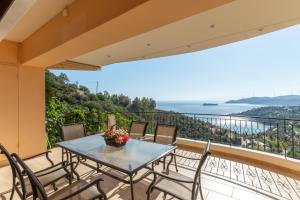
<box><xmin>156</xmin><ymin>101</ymin><xmax>265</xmax><ymax>133</ymax></box>
<box><xmin>156</xmin><ymin>101</ymin><xmax>262</xmax><ymax>115</ymax></box>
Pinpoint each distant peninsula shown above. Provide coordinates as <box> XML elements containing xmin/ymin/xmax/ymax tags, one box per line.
<box><xmin>226</xmin><ymin>95</ymin><xmax>300</xmax><ymax>106</ymax></box>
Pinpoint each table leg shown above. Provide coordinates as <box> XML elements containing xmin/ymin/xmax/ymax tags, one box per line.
<box><xmin>69</xmin><ymin>150</ymin><xmax>80</xmax><ymax>180</ymax></box>
<box><xmin>130</xmin><ymin>174</ymin><xmax>135</xmax><ymax>200</ymax></box>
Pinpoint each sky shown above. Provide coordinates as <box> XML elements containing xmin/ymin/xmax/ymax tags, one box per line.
<box><xmin>52</xmin><ymin>24</ymin><xmax>300</xmax><ymax>102</ymax></box>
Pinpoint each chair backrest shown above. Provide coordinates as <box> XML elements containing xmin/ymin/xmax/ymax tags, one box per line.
<box><xmin>0</xmin><ymin>144</ymin><xmax>27</xmax><ymax>199</ymax></box>
<box><xmin>12</xmin><ymin>153</ymin><xmax>49</xmax><ymax>200</ymax></box>
<box><xmin>129</xmin><ymin>121</ymin><xmax>148</xmax><ymax>139</ymax></box>
<box><xmin>154</xmin><ymin>124</ymin><xmax>177</xmax><ymax>144</ymax></box>
<box><xmin>107</xmin><ymin>114</ymin><xmax>116</xmax><ymax>130</ymax></box>
<box><xmin>191</xmin><ymin>140</ymin><xmax>211</xmax><ymax>200</ymax></box>
<box><xmin>61</xmin><ymin>123</ymin><xmax>85</xmax><ymax>141</ymax></box>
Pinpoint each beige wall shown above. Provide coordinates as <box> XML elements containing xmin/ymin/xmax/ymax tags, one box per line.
<box><xmin>18</xmin><ymin>66</ymin><xmax>45</xmax><ymax>158</ymax></box>
<box><xmin>0</xmin><ymin>65</ymin><xmax>19</xmax><ymax>161</ymax></box>
<box><xmin>0</xmin><ymin>64</ymin><xmax>45</xmax><ymax>164</ymax></box>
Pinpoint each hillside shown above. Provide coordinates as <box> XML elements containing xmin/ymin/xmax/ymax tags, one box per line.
<box><xmin>46</xmin><ymin>70</ymin><xmax>156</xmax><ymax>146</ymax></box>
<box><xmin>238</xmin><ymin>106</ymin><xmax>300</xmax><ymax>119</ymax></box>
<box><xmin>226</xmin><ymin>95</ymin><xmax>300</xmax><ymax>106</ymax></box>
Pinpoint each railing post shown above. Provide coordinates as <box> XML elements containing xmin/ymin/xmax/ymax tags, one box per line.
<box><xmin>210</xmin><ymin>117</ymin><xmax>213</xmax><ymax>140</ymax></box>
<box><xmin>283</xmin><ymin>119</ymin><xmax>287</xmax><ymax>157</ymax></box>
<box><xmin>229</xmin><ymin>115</ymin><xmax>232</xmax><ymax>146</ymax></box>
<box><xmin>251</xmin><ymin>121</ymin><xmax>253</xmax><ymax>149</ymax></box>
<box><xmin>263</xmin><ymin>123</ymin><xmax>266</xmax><ymax>152</ymax></box>
<box><xmin>292</xmin><ymin>124</ymin><xmax>295</xmax><ymax>158</ymax></box>
<box><xmin>219</xmin><ymin>118</ymin><xmax>222</xmax><ymax>143</ymax></box>
<box><xmin>151</xmin><ymin>112</ymin><xmax>154</xmax><ymax>134</ymax></box>
<box><xmin>276</xmin><ymin>123</ymin><xmax>280</xmax><ymax>153</ymax></box>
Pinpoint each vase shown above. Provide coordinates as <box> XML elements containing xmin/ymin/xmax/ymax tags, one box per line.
<box><xmin>104</xmin><ymin>138</ymin><xmax>126</xmax><ymax>147</ymax></box>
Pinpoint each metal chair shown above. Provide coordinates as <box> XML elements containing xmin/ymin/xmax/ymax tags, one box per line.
<box><xmin>128</xmin><ymin>121</ymin><xmax>148</xmax><ymax>139</ymax></box>
<box><xmin>61</xmin><ymin>123</ymin><xmax>86</xmax><ymax>141</ymax></box>
<box><xmin>154</xmin><ymin>124</ymin><xmax>179</xmax><ymax>171</ymax></box>
<box><xmin>147</xmin><ymin>140</ymin><xmax>211</xmax><ymax>200</ymax></box>
<box><xmin>13</xmin><ymin>153</ymin><xmax>107</xmax><ymax>200</ymax></box>
<box><xmin>107</xmin><ymin>114</ymin><xmax>117</xmax><ymax>130</ymax></box>
<box><xmin>61</xmin><ymin>123</ymin><xmax>101</xmax><ymax>171</ymax></box>
<box><xmin>0</xmin><ymin>144</ymin><xmax>72</xmax><ymax>200</ymax></box>
<box><xmin>60</xmin><ymin>123</ymin><xmax>86</xmax><ymax>162</ymax></box>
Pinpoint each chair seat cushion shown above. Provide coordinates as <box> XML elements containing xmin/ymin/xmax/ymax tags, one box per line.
<box><xmin>36</xmin><ymin>165</ymin><xmax>69</xmax><ymax>184</ymax></box>
<box><xmin>153</xmin><ymin>170</ymin><xmax>194</xmax><ymax>200</ymax></box>
<box><xmin>49</xmin><ymin>180</ymin><xmax>102</xmax><ymax>200</ymax></box>
<box><xmin>18</xmin><ymin>165</ymin><xmax>68</xmax><ymax>195</ymax></box>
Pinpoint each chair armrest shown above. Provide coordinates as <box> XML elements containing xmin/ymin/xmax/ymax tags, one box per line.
<box><xmin>151</xmin><ymin>171</ymin><xmax>194</xmax><ymax>184</ymax></box>
<box><xmin>24</xmin><ymin>150</ymin><xmax>54</xmax><ymax>166</ymax></box>
<box><xmin>34</xmin><ymin>161</ymin><xmax>68</xmax><ymax>174</ymax></box>
<box><xmin>59</xmin><ymin>177</ymin><xmax>105</xmax><ymax>200</ymax></box>
<box><xmin>35</xmin><ymin>161</ymin><xmax>76</xmax><ymax>177</ymax></box>
<box><xmin>174</xmin><ymin>153</ymin><xmax>201</xmax><ymax>161</ymax></box>
<box><xmin>140</xmin><ymin>136</ymin><xmax>153</xmax><ymax>141</ymax></box>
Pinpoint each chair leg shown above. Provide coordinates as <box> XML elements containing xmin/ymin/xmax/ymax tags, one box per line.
<box><xmin>61</xmin><ymin>148</ymin><xmax>65</xmax><ymax>162</ymax></box>
<box><xmin>147</xmin><ymin>173</ymin><xmax>157</xmax><ymax>200</ymax></box>
<box><xmin>199</xmin><ymin>182</ymin><xmax>204</xmax><ymax>200</ymax></box>
<box><xmin>173</xmin><ymin>149</ymin><xmax>179</xmax><ymax>172</ymax></box>
<box><xmin>96</xmin><ymin>182</ymin><xmax>107</xmax><ymax>200</ymax></box>
<box><xmin>174</xmin><ymin>154</ymin><xmax>179</xmax><ymax>172</ymax></box>
<box><xmin>163</xmin><ymin>192</ymin><xmax>167</xmax><ymax>199</ymax></box>
<box><xmin>52</xmin><ymin>183</ymin><xmax>58</xmax><ymax>191</ymax></box>
<box><xmin>163</xmin><ymin>156</ymin><xmax>166</xmax><ymax>170</ymax></box>
<box><xmin>97</xmin><ymin>163</ymin><xmax>101</xmax><ymax>173</ymax></box>
<box><xmin>147</xmin><ymin>191</ymin><xmax>151</xmax><ymax>200</ymax></box>
<box><xmin>9</xmin><ymin>185</ymin><xmax>15</xmax><ymax>200</ymax></box>
<box><xmin>68</xmin><ymin>174</ymin><xmax>72</xmax><ymax>185</ymax></box>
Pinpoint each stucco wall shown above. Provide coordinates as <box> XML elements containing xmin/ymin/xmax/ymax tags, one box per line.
<box><xmin>0</xmin><ymin>64</ymin><xmax>45</xmax><ymax>164</ymax></box>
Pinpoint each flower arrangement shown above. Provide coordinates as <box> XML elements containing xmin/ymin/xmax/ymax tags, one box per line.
<box><xmin>103</xmin><ymin>125</ymin><xmax>129</xmax><ymax>147</ymax></box>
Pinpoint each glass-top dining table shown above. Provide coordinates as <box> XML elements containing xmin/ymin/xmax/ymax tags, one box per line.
<box><xmin>56</xmin><ymin>134</ymin><xmax>176</xmax><ymax>200</ymax></box>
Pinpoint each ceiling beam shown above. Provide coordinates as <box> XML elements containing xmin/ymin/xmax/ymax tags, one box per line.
<box><xmin>20</xmin><ymin>0</ymin><xmax>233</xmax><ymax>67</ymax></box>
<box><xmin>48</xmin><ymin>60</ymin><xmax>100</xmax><ymax>71</ymax></box>
<box><xmin>0</xmin><ymin>0</ymin><xmax>36</xmax><ymax>41</ymax></box>
<box><xmin>0</xmin><ymin>40</ymin><xmax>19</xmax><ymax>66</ymax></box>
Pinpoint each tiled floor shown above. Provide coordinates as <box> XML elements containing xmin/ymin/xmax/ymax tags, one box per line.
<box><xmin>0</xmin><ymin>147</ymin><xmax>299</xmax><ymax>200</ymax></box>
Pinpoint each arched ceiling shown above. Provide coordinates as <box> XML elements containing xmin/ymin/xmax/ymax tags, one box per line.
<box><xmin>70</xmin><ymin>0</ymin><xmax>300</xmax><ymax>67</ymax></box>
<box><xmin>1</xmin><ymin>0</ymin><xmax>300</xmax><ymax>69</ymax></box>
<box><xmin>2</xmin><ymin>0</ymin><xmax>75</xmax><ymax>42</ymax></box>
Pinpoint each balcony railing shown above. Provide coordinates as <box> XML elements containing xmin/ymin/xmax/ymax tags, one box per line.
<box><xmin>112</xmin><ymin>111</ymin><xmax>300</xmax><ymax>160</ymax></box>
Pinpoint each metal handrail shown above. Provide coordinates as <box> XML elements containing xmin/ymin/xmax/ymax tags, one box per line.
<box><xmin>107</xmin><ymin>111</ymin><xmax>300</xmax><ymax>160</ymax></box>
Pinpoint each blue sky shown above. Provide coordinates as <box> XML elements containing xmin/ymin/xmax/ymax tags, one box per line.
<box><xmin>52</xmin><ymin>24</ymin><xmax>300</xmax><ymax>101</ymax></box>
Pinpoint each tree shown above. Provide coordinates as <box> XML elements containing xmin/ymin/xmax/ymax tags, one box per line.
<box><xmin>45</xmin><ymin>70</ymin><xmax>157</xmax><ymax>147</ymax></box>
<box><xmin>118</xmin><ymin>94</ymin><xmax>130</xmax><ymax>107</ymax></box>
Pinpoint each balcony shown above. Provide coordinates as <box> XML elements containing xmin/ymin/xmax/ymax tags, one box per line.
<box><xmin>2</xmin><ymin>1</ymin><xmax>300</xmax><ymax>200</ymax></box>
<box><xmin>1</xmin><ymin>112</ymin><xmax>300</xmax><ymax>200</ymax></box>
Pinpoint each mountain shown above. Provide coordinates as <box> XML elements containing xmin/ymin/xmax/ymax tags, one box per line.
<box><xmin>238</xmin><ymin>106</ymin><xmax>300</xmax><ymax>119</ymax></box>
<box><xmin>226</xmin><ymin>95</ymin><xmax>300</xmax><ymax>106</ymax></box>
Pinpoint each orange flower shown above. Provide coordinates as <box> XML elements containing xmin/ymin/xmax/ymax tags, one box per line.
<box><xmin>115</xmin><ymin>136</ymin><xmax>123</xmax><ymax>144</ymax></box>
<box><xmin>123</xmin><ymin>134</ymin><xmax>129</xmax><ymax>142</ymax></box>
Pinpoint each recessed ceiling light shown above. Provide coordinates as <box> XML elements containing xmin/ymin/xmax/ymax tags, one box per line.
<box><xmin>62</xmin><ymin>8</ymin><xmax>68</xmax><ymax>17</ymax></box>
<box><xmin>258</xmin><ymin>28</ymin><xmax>264</xmax><ymax>32</ymax></box>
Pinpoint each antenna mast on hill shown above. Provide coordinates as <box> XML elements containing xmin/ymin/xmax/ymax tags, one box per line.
<box><xmin>96</xmin><ymin>81</ymin><xmax>99</xmax><ymax>94</ymax></box>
